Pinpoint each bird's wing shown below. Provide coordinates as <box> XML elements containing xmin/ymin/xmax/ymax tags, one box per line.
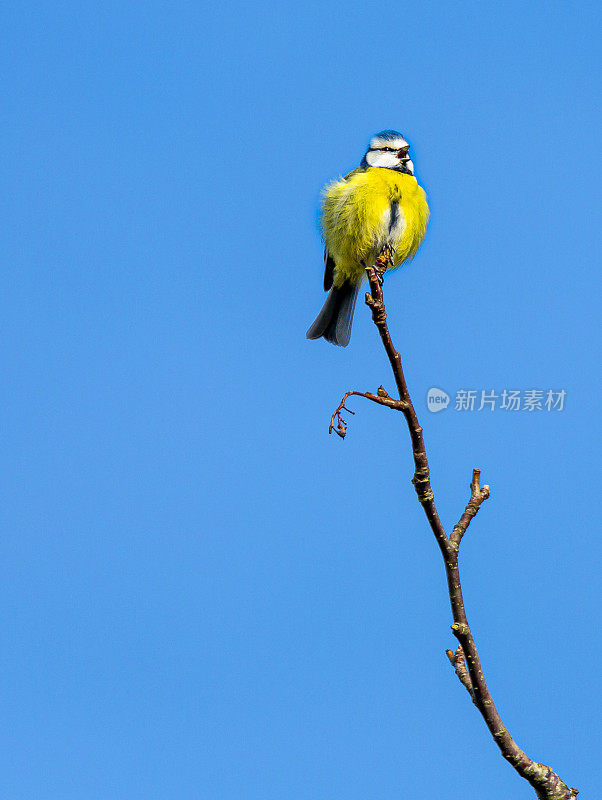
<box><xmin>323</xmin><ymin>167</ymin><xmax>364</xmax><ymax>290</ymax></box>
<box><xmin>323</xmin><ymin>249</ymin><xmax>335</xmax><ymax>291</ymax></box>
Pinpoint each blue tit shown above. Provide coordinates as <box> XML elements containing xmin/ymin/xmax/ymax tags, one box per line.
<box><xmin>307</xmin><ymin>130</ymin><xmax>429</xmax><ymax>347</ymax></box>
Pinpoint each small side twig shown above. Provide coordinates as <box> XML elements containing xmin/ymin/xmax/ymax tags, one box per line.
<box><xmin>450</xmin><ymin>468</ymin><xmax>490</xmax><ymax>546</ymax></box>
<box><xmin>445</xmin><ymin>644</ymin><xmax>474</xmax><ymax>701</ymax></box>
<box><xmin>329</xmin><ymin>388</ymin><xmax>407</xmax><ymax>438</ymax></box>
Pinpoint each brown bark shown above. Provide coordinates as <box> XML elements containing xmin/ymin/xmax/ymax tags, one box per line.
<box><xmin>327</xmin><ymin>259</ymin><xmax>578</xmax><ymax>799</ymax></box>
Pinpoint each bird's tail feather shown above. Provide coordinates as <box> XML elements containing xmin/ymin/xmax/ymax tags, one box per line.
<box><xmin>306</xmin><ymin>281</ymin><xmax>360</xmax><ymax>347</ymax></box>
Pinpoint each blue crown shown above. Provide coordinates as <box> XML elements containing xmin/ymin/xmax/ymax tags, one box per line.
<box><xmin>373</xmin><ymin>129</ymin><xmax>405</xmax><ymax>140</ymax></box>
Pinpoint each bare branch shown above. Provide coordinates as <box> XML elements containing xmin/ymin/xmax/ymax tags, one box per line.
<box><xmin>327</xmin><ymin>257</ymin><xmax>577</xmax><ymax>799</ymax></box>
<box><xmin>363</xmin><ymin>260</ymin><xmax>448</xmax><ymax>552</ymax></box>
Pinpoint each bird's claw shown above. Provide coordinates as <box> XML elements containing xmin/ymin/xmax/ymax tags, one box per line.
<box><xmin>374</xmin><ymin>246</ymin><xmax>395</xmax><ymax>284</ymax></box>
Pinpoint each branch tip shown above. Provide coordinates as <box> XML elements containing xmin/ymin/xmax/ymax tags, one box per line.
<box><xmin>470</xmin><ymin>469</ymin><xmax>482</xmax><ymax>495</ymax></box>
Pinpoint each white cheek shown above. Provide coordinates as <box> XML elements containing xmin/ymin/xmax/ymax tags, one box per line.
<box><xmin>365</xmin><ymin>150</ymin><xmax>399</xmax><ymax>168</ymax></box>
<box><xmin>405</xmin><ymin>159</ymin><xmax>414</xmax><ymax>174</ymax></box>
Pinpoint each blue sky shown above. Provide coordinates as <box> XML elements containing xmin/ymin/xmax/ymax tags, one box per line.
<box><xmin>1</xmin><ymin>2</ymin><xmax>600</xmax><ymax>798</ymax></box>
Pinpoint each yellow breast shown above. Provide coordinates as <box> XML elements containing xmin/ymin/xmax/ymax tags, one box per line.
<box><xmin>321</xmin><ymin>168</ymin><xmax>429</xmax><ymax>286</ymax></box>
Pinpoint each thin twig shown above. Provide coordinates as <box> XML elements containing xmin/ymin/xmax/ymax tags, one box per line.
<box><xmin>327</xmin><ymin>260</ymin><xmax>578</xmax><ymax>800</ymax></box>
<box><xmin>329</xmin><ymin>388</ymin><xmax>407</xmax><ymax>438</ymax></box>
<box><xmin>450</xmin><ymin>468</ymin><xmax>490</xmax><ymax>546</ymax></box>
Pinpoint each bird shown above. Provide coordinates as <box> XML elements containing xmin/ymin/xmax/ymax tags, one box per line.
<box><xmin>306</xmin><ymin>130</ymin><xmax>429</xmax><ymax>347</ymax></box>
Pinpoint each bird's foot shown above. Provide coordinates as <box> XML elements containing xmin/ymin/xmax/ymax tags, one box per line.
<box><xmin>375</xmin><ymin>248</ymin><xmax>393</xmax><ymax>284</ymax></box>
<box><xmin>383</xmin><ymin>243</ymin><xmax>395</xmax><ymax>266</ymax></box>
